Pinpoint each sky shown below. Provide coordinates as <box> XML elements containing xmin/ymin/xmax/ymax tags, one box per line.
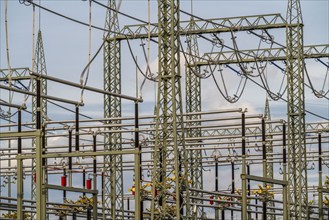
<box><xmin>0</xmin><ymin>0</ymin><xmax>328</xmax><ymax>219</ymax></box>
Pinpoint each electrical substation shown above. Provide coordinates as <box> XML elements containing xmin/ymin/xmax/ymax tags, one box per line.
<box><xmin>0</xmin><ymin>0</ymin><xmax>328</xmax><ymax>219</ymax></box>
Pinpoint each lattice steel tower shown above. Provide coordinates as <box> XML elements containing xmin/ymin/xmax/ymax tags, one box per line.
<box><xmin>185</xmin><ymin>16</ymin><xmax>203</xmax><ymax>219</ymax></box>
<box><xmin>286</xmin><ymin>0</ymin><xmax>308</xmax><ymax>219</ymax></box>
<box><xmin>150</xmin><ymin>0</ymin><xmax>190</xmax><ymax>218</ymax></box>
<box><xmin>103</xmin><ymin>0</ymin><xmax>124</xmax><ymax>219</ymax></box>
<box><xmin>31</xmin><ymin>30</ymin><xmax>48</xmax><ymax>219</ymax></box>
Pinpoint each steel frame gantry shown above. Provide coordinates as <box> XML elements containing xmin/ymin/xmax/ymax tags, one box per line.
<box><xmin>103</xmin><ymin>0</ymin><xmax>124</xmax><ymax>219</ymax></box>
<box><xmin>193</xmin><ymin>44</ymin><xmax>329</xmax><ymax>66</ymax></box>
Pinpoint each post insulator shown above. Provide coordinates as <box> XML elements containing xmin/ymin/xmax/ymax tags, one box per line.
<box><xmin>86</xmin><ymin>179</ymin><xmax>92</xmax><ymax>189</ymax></box>
<box><xmin>132</xmin><ymin>186</ymin><xmax>135</xmax><ymax>195</ymax></box>
<box><xmin>210</xmin><ymin>195</ymin><xmax>214</xmax><ymax>205</ymax></box>
<box><xmin>61</xmin><ymin>176</ymin><xmax>67</xmax><ymax>187</ymax></box>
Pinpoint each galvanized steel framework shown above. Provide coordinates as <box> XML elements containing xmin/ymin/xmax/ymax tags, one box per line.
<box><xmin>150</xmin><ymin>1</ymin><xmax>189</xmax><ymax>218</ymax></box>
<box><xmin>31</xmin><ymin>30</ymin><xmax>48</xmax><ymax>220</ymax></box>
<box><xmin>286</xmin><ymin>0</ymin><xmax>308</xmax><ymax>219</ymax></box>
<box><xmin>0</xmin><ymin>0</ymin><xmax>328</xmax><ymax>219</ymax></box>
<box><xmin>103</xmin><ymin>0</ymin><xmax>124</xmax><ymax>218</ymax></box>
<box><xmin>185</xmin><ymin>16</ymin><xmax>203</xmax><ymax>219</ymax></box>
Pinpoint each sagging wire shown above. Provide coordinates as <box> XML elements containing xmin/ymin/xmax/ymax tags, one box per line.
<box><xmin>252</xmin><ymin>30</ymin><xmax>287</xmax><ymax>101</ymax></box>
<box><xmin>210</xmin><ymin>34</ymin><xmax>248</xmax><ymax>103</ymax></box>
<box><xmin>137</xmin><ymin>0</ymin><xmax>153</xmax><ymax>99</ymax></box>
<box><xmin>182</xmin><ymin>33</ymin><xmax>248</xmax><ymax>103</ymax></box>
<box><xmin>79</xmin><ymin>0</ymin><xmax>122</xmax><ymax>104</ymax></box>
<box><xmin>4</xmin><ymin>0</ymin><xmax>12</xmax><ymax>86</ymax></box>
<box><xmin>211</xmin><ymin>64</ymin><xmax>248</xmax><ymax>103</ymax></box>
<box><xmin>305</xmin><ymin>59</ymin><xmax>329</xmax><ymax>99</ymax></box>
<box><xmin>80</xmin><ymin>0</ymin><xmax>93</xmax><ymax>103</ymax></box>
<box><xmin>180</xmin><ymin>37</ymin><xmax>213</xmax><ymax>79</ymax></box>
<box><xmin>317</xmin><ymin>59</ymin><xmax>329</xmax><ymax>95</ymax></box>
<box><xmin>231</xmin><ymin>30</ymin><xmax>285</xmax><ymax>101</ymax></box>
<box><xmin>19</xmin><ymin>0</ymin><xmax>110</xmax><ymax>32</ymax></box>
<box><xmin>126</xmin><ymin>38</ymin><xmax>158</xmax><ymax>82</ymax></box>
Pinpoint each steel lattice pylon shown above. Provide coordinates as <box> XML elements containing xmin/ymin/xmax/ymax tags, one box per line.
<box><xmin>150</xmin><ymin>0</ymin><xmax>190</xmax><ymax>219</ymax></box>
<box><xmin>103</xmin><ymin>0</ymin><xmax>124</xmax><ymax>219</ymax></box>
<box><xmin>185</xmin><ymin>17</ymin><xmax>203</xmax><ymax>219</ymax></box>
<box><xmin>31</xmin><ymin>30</ymin><xmax>48</xmax><ymax>219</ymax></box>
<box><xmin>264</xmin><ymin>97</ymin><xmax>275</xmax><ymax>220</ymax></box>
<box><xmin>286</xmin><ymin>0</ymin><xmax>308</xmax><ymax>219</ymax></box>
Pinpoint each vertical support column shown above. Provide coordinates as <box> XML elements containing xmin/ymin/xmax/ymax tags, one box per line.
<box><xmin>262</xmin><ymin>118</ymin><xmax>267</xmax><ymax>220</ymax></box>
<box><xmin>134</xmin><ymin>102</ymin><xmax>142</xmax><ymax>219</ymax></box>
<box><xmin>231</xmin><ymin>161</ymin><xmax>235</xmax><ymax>220</ymax></box>
<box><xmin>68</xmin><ymin>129</ymin><xmax>72</xmax><ymax>187</ymax></box>
<box><xmin>247</xmin><ymin>164</ymin><xmax>251</xmax><ymax>220</ymax></box>
<box><xmin>93</xmin><ymin>134</ymin><xmax>98</xmax><ymax>220</ymax></box>
<box><xmin>264</xmin><ymin>98</ymin><xmax>274</xmax><ymax>220</ymax></box>
<box><xmin>103</xmin><ymin>0</ymin><xmax>123</xmax><ymax>218</ymax></box>
<box><xmin>215</xmin><ymin>158</ymin><xmax>219</xmax><ymax>220</ymax></box>
<box><xmin>185</xmin><ymin>16</ymin><xmax>203</xmax><ymax>219</ymax></box>
<box><xmin>318</xmin><ymin>133</ymin><xmax>323</xmax><ymax>220</ymax></box>
<box><xmin>31</xmin><ymin>31</ymin><xmax>48</xmax><ymax>213</ymax></box>
<box><xmin>283</xmin><ymin>123</ymin><xmax>288</xmax><ymax>220</ymax></box>
<box><xmin>75</xmin><ymin>106</ymin><xmax>79</xmax><ymax>152</ymax></box>
<box><xmin>151</xmin><ymin>0</ymin><xmax>189</xmax><ymax>219</ymax></box>
<box><xmin>286</xmin><ymin>0</ymin><xmax>308</xmax><ymax>219</ymax></box>
<box><xmin>35</xmin><ymin>130</ymin><xmax>44</xmax><ymax>220</ymax></box>
<box><xmin>17</xmin><ymin>110</ymin><xmax>23</xmax><ymax>220</ymax></box>
<box><xmin>241</xmin><ymin>111</ymin><xmax>247</xmax><ymax>220</ymax></box>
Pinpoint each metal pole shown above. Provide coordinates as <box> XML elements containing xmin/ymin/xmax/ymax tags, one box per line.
<box><xmin>17</xmin><ymin>110</ymin><xmax>23</xmax><ymax>220</ymax></box>
<box><xmin>241</xmin><ymin>111</ymin><xmax>247</xmax><ymax>220</ymax></box>
<box><xmin>36</xmin><ymin>130</ymin><xmax>44</xmax><ymax>219</ymax></box>
<box><xmin>68</xmin><ymin>129</ymin><xmax>73</xmax><ymax>187</ymax></box>
<box><xmin>93</xmin><ymin>134</ymin><xmax>98</xmax><ymax>220</ymax></box>
<box><xmin>63</xmin><ymin>168</ymin><xmax>67</xmax><ymax>200</ymax></box>
<box><xmin>247</xmin><ymin>164</ymin><xmax>251</xmax><ymax>220</ymax></box>
<box><xmin>318</xmin><ymin>133</ymin><xmax>323</xmax><ymax>220</ymax></box>
<box><xmin>134</xmin><ymin>102</ymin><xmax>142</xmax><ymax>219</ymax></box>
<box><xmin>30</xmin><ymin>72</ymin><xmax>142</xmax><ymax>102</ymax></box>
<box><xmin>75</xmin><ymin>106</ymin><xmax>79</xmax><ymax>152</ymax></box>
<box><xmin>231</xmin><ymin>161</ymin><xmax>235</xmax><ymax>220</ymax></box>
<box><xmin>83</xmin><ymin>169</ymin><xmax>86</xmax><ymax>197</ymax></box>
<box><xmin>262</xmin><ymin>118</ymin><xmax>267</xmax><ymax>220</ymax></box>
<box><xmin>0</xmin><ymin>84</ymin><xmax>83</xmax><ymax>106</ymax></box>
<box><xmin>36</xmin><ymin>77</ymin><xmax>45</xmax><ymax>219</ymax></box>
<box><xmin>215</xmin><ymin>158</ymin><xmax>219</xmax><ymax>220</ymax></box>
<box><xmin>283</xmin><ymin>123</ymin><xmax>288</xmax><ymax>220</ymax></box>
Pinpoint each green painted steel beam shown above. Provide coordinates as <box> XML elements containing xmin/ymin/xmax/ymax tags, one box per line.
<box><xmin>109</xmin><ymin>13</ymin><xmax>290</xmax><ymax>41</ymax></box>
<box><xmin>194</xmin><ymin>44</ymin><xmax>329</xmax><ymax>66</ymax></box>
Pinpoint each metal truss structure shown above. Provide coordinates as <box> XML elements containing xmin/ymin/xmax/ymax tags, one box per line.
<box><xmin>185</xmin><ymin>15</ymin><xmax>203</xmax><ymax>219</ymax></box>
<box><xmin>0</xmin><ymin>0</ymin><xmax>328</xmax><ymax>220</ymax></box>
<box><xmin>286</xmin><ymin>0</ymin><xmax>308</xmax><ymax>219</ymax></box>
<box><xmin>29</xmin><ymin>30</ymin><xmax>48</xmax><ymax>220</ymax></box>
<box><xmin>149</xmin><ymin>1</ymin><xmax>189</xmax><ymax>218</ymax></box>
<box><xmin>103</xmin><ymin>0</ymin><xmax>124</xmax><ymax>219</ymax></box>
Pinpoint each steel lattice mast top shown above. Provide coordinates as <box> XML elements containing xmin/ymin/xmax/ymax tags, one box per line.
<box><xmin>286</xmin><ymin>0</ymin><xmax>308</xmax><ymax>219</ymax></box>
<box><xmin>31</xmin><ymin>30</ymin><xmax>47</xmax><ymax>220</ymax></box>
<box><xmin>103</xmin><ymin>0</ymin><xmax>124</xmax><ymax>219</ymax></box>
